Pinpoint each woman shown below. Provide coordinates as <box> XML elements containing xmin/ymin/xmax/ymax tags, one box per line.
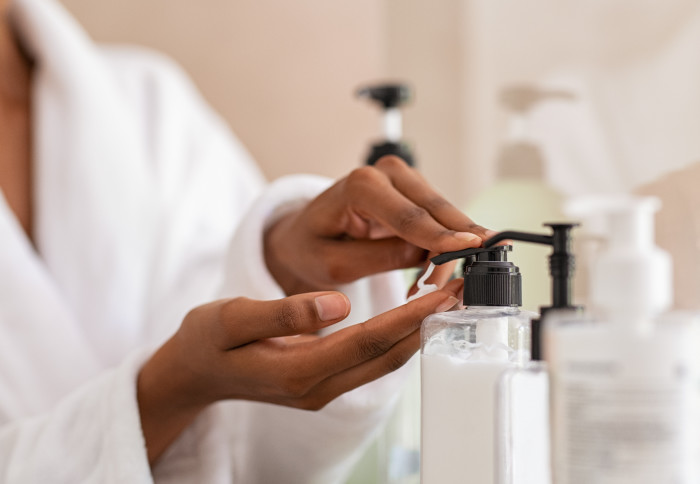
<box><xmin>0</xmin><ymin>0</ymin><xmax>491</xmax><ymax>482</ymax></box>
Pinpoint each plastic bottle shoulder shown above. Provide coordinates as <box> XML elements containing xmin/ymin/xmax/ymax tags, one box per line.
<box><xmin>423</xmin><ymin>306</ymin><xmax>536</xmax><ymax>325</ymax></box>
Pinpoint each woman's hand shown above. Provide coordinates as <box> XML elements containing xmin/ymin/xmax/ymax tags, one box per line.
<box><xmin>264</xmin><ymin>156</ymin><xmax>494</xmax><ymax>295</ymax></box>
<box><xmin>137</xmin><ymin>279</ymin><xmax>462</xmax><ymax>464</ymax></box>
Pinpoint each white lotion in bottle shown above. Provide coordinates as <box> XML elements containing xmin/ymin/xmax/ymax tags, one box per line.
<box><xmin>545</xmin><ymin>196</ymin><xmax>700</xmax><ymax>484</ymax></box>
<box><xmin>420</xmin><ymin>246</ymin><xmax>533</xmax><ymax>484</ymax></box>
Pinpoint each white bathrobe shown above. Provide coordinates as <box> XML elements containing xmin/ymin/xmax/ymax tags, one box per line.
<box><xmin>0</xmin><ymin>0</ymin><xmax>407</xmax><ymax>482</ymax></box>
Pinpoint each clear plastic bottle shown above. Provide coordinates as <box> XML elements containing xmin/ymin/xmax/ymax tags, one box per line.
<box><xmin>420</xmin><ymin>246</ymin><xmax>534</xmax><ymax>484</ymax></box>
<box><xmin>545</xmin><ymin>196</ymin><xmax>700</xmax><ymax>484</ymax></box>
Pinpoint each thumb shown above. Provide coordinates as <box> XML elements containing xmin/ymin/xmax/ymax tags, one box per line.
<box><xmin>212</xmin><ymin>292</ymin><xmax>351</xmax><ymax>348</ymax></box>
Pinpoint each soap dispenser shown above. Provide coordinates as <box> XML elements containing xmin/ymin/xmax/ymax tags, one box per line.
<box><xmin>356</xmin><ymin>83</ymin><xmax>414</xmax><ymax>166</ymax></box>
<box><xmin>479</xmin><ymin>223</ymin><xmax>579</xmax><ymax>484</ymax></box>
<box><xmin>544</xmin><ymin>196</ymin><xmax>700</xmax><ymax>484</ymax></box>
<box><xmin>420</xmin><ymin>245</ymin><xmax>534</xmax><ymax>484</ymax></box>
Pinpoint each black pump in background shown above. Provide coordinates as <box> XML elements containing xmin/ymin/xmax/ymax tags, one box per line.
<box><xmin>485</xmin><ymin>223</ymin><xmax>581</xmax><ymax>360</ymax></box>
<box><xmin>432</xmin><ymin>223</ymin><xmax>581</xmax><ymax>360</ymax></box>
<box><xmin>356</xmin><ymin>83</ymin><xmax>415</xmax><ymax>166</ymax></box>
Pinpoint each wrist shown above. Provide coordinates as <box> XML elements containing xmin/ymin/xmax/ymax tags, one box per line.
<box><xmin>137</xmin><ymin>338</ymin><xmax>209</xmax><ymax>464</ymax></box>
<box><xmin>264</xmin><ymin>211</ymin><xmax>317</xmax><ymax>295</ymax></box>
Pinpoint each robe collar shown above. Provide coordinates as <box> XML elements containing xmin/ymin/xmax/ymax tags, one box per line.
<box><xmin>7</xmin><ymin>0</ymin><xmax>159</xmax><ymax>369</ymax></box>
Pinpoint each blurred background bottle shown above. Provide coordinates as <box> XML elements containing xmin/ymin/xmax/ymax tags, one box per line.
<box><xmin>466</xmin><ymin>84</ymin><xmax>572</xmax><ymax>312</ymax></box>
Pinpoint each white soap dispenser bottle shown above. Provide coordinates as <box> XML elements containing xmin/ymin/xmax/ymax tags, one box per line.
<box><xmin>544</xmin><ymin>196</ymin><xmax>700</xmax><ymax>484</ymax></box>
<box><xmin>420</xmin><ymin>245</ymin><xmax>534</xmax><ymax>484</ymax></box>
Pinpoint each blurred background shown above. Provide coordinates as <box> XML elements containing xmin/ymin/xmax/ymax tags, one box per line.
<box><xmin>59</xmin><ymin>0</ymin><xmax>700</xmax><ymax>311</ymax></box>
<box><xmin>57</xmin><ymin>0</ymin><xmax>700</xmax><ymax>481</ymax></box>
<box><xmin>58</xmin><ymin>0</ymin><xmax>700</xmax><ymax>207</ymax></box>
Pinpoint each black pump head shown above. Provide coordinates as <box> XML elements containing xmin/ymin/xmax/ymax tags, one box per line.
<box><xmin>365</xmin><ymin>142</ymin><xmax>414</xmax><ymax>166</ymax></box>
<box><xmin>483</xmin><ymin>223</ymin><xmax>578</xmax><ymax>309</ymax></box>
<box><xmin>482</xmin><ymin>223</ymin><xmax>581</xmax><ymax>360</ymax></box>
<box><xmin>357</xmin><ymin>82</ymin><xmax>415</xmax><ymax>166</ymax></box>
<box><xmin>432</xmin><ymin>245</ymin><xmax>522</xmax><ymax>307</ymax></box>
<box><xmin>356</xmin><ymin>83</ymin><xmax>411</xmax><ymax>110</ymax></box>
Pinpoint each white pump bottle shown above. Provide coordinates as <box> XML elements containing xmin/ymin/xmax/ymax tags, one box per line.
<box><xmin>544</xmin><ymin>196</ymin><xmax>700</xmax><ymax>484</ymax></box>
<box><xmin>420</xmin><ymin>246</ymin><xmax>534</xmax><ymax>484</ymax></box>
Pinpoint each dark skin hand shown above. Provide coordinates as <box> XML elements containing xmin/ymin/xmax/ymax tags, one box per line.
<box><xmin>138</xmin><ymin>279</ymin><xmax>463</xmax><ymax>463</ymax></box>
<box><xmin>264</xmin><ymin>155</ymin><xmax>496</xmax><ymax>295</ymax></box>
<box><xmin>127</xmin><ymin>156</ymin><xmax>496</xmax><ymax>465</ymax></box>
<box><xmin>141</xmin><ymin>155</ymin><xmax>489</xmax><ymax>464</ymax></box>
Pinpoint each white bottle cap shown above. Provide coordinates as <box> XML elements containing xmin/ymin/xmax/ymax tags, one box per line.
<box><xmin>567</xmin><ymin>196</ymin><xmax>672</xmax><ymax>319</ymax></box>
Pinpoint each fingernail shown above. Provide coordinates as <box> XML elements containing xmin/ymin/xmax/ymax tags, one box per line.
<box><xmin>454</xmin><ymin>232</ymin><xmax>481</xmax><ymax>243</ymax></box>
<box><xmin>435</xmin><ymin>296</ymin><xmax>460</xmax><ymax>313</ymax></box>
<box><xmin>485</xmin><ymin>230</ymin><xmax>499</xmax><ymax>238</ymax></box>
<box><xmin>315</xmin><ymin>294</ymin><xmax>349</xmax><ymax>321</ymax></box>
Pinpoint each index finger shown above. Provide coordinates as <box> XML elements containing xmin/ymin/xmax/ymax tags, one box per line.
<box><xmin>339</xmin><ymin>162</ymin><xmax>491</xmax><ymax>255</ymax></box>
<box><xmin>374</xmin><ymin>156</ymin><xmax>495</xmax><ymax>242</ymax></box>
<box><xmin>295</xmin><ymin>278</ymin><xmax>463</xmax><ymax>379</ymax></box>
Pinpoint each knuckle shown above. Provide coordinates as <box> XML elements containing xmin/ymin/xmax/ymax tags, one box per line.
<box><xmin>384</xmin><ymin>351</ymin><xmax>410</xmax><ymax>373</ymax></box>
<box><xmin>279</xmin><ymin>378</ymin><xmax>309</xmax><ymax>399</ymax></box>
<box><xmin>374</xmin><ymin>155</ymin><xmax>406</xmax><ymax>171</ymax></box>
<box><xmin>183</xmin><ymin>304</ymin><xmax>206</xmax><ymax>325</ymax></box>
<box><xmin>214</xmin><ymin>297</ymin><xmax>249</xmax><ymax>332</ymax></box>
<box><xmin>318</xmin><ymin>246</ymin><xmax>354</xmax><ymax>284</ymax></box>
<box><xmin>355</xmin><ymin>329</ymin><xmax>393</xmax><ymax>360</ymax></box>
<box><xmin>346</xmin><ymin>166</ymin><xmax>382</xmax><ymax>188</ymax></box>
<box><xmin>275</xmin><ymin>365</ymin><xmax>312</xmax><ymax>398</ymax></box>
<box><xmin>423</xmin><ymin>196</ymin><xmax>451</xmax><ymax>212</ymax></box>
<box><xmin>324</xmin><ymin>260</ymin><xmax>353</xmax><ymax>285</ymax></box>
<box><xmin>397</xmin><ymin>206</ymin><xmax>429</xmax><ymax>232</ymax></box>
<box><xmin>466</xmin><ymin>222</ymin><xmax>485</xmax><ymax>233</ymax></box>
<box><xmin>272</xmin><ymin>301</ymin><xmax>305</xmax><ymax>334</ymax></box>
<box><xmin>390</xmin><ymin>242</ymin><xmax>422</xmax><ymax>269</ymax></box>
<box><xmin>219</xmin><ymin>297</ymin><xmax>248</xmax><ymax>320</ymax></box>
<box><xmin>297</xmin><ymin>396</ymin><xmax>328</xmax><ymax>412</ymax></box>
<box><xmin>180</xmin><ymin>306</ymin><xmax>209</xmax><ymax>342</ymax></box>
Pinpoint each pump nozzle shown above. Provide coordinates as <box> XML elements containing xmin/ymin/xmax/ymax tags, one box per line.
<box><xmin>432</xmin><ymin>245</ymin><xmax>522</xmax><ymax>307</ymax></box>
<box><xmin>485</xmin><ymin>224</ymin><xmax>578</xmax><ymax>309</ymax></box>
<box><xmin>356</xmin><ymin>82</ymin><xmax>415</xmax><ymax>166</ymax></box>
<box><xmin>357</xmin><ymin>84</ymin><xmax>411</xmax><ymax>109</ymax></box>
<box><xmin>492</xmin><ymin>224</ymin><xmax>580</xmax><ymax>360</ymax></box>
<box><xmin>434</xmin><ymin>223</ymin><xmax>580</xmax><ymax>360</ymax></box>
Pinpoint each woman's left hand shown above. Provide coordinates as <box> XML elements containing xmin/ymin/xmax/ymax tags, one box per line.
<box><xmin>264</xmin><ymin>155</ymin><xmax>494</xmax><ymax>295</ymax></box>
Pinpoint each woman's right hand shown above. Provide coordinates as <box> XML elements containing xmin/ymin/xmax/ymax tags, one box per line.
<box><xmin>137</xmin><ymin>279</ymin><xmax>462</xmax><ymax>464</ymax></box>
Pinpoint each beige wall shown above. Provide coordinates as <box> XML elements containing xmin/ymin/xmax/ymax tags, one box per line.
<box><xmin>384</xmin><ymin>0</ymin><xmax>481</xmax><ymax>210</ymax></box>
<box><xmin>59</xmin><ymin>1</ymin><xmax>697</xmax><ymax>209</ymax></box>
<box><xmin>55</xmin><ymin>0</ymin><xmax>520</xmax><ymax>209</ymax></box>
<box><xmin>59</xmin><ymin>0</ymin><xmax>388</xmax><ymax>182</ymax></box>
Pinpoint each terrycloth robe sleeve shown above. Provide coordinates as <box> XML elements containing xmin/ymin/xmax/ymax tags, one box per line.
<box><xmin>0</xmin><ymin>350</ymin><xmax>153</xmax><ymax>483</ymax></box>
